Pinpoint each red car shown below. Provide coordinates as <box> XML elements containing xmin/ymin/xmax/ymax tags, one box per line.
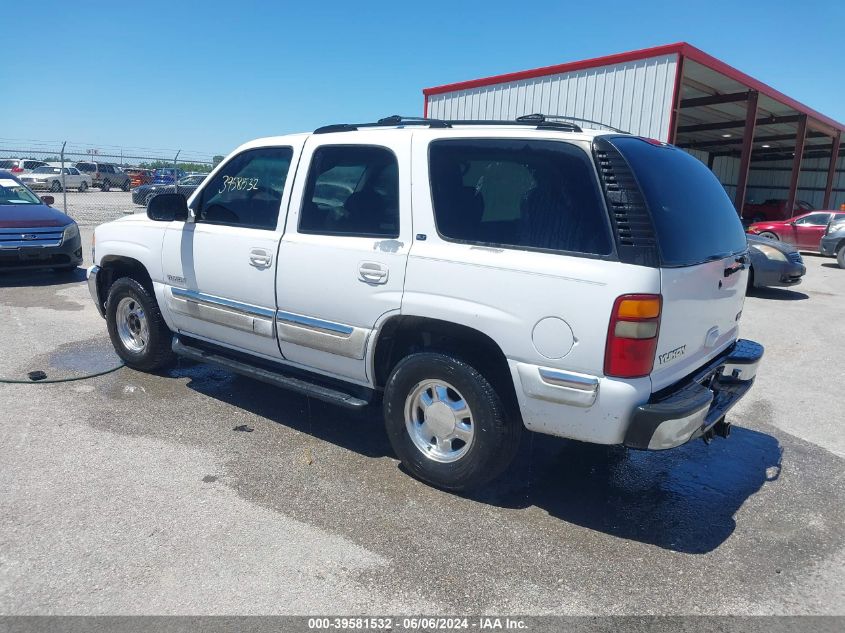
<box><xmin>746</xmin><ymin>210</ymin><xmax>845</xmax><ymax>251</ymax></box>
<box><xmin>742</xmin><ymin>198</ymin><xmax>815</xmax><ymax>222</ymax></box>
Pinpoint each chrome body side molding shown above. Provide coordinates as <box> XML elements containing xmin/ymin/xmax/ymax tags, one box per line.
<box><xmin>275</xmin><ymin>310</ymin><xmax>369</xmax><ymax>359</ymax></box>
<box><xmin>167</xmin><ymin>287</ymin><xmax>275</xmax><ymax>337</ymax></box>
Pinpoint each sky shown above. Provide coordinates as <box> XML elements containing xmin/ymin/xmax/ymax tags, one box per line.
<box><xmin>2</xmin><ymin>0</ymin><xmax>843</xmax><ymax>162</ymax></box>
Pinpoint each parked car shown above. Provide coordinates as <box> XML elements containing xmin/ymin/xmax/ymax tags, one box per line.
<box><xmin>131</xmin><ymin>174</ymin><xmax>207</xmax><ymax>206</ymax></box>
<box><xmin>123</xmin><ymin>168</ymin><xmax>154</xmax><ymax>188</ymax></box>
<box><xmin>746</xmin><ymin>210</ymin><xmax>845</xmax><ymax>251</ymax></box>
<box><xmin>743</xmin><ymin>198</ymin><xmax>815</xmax><ymax>223</ymax></box>
<box><xmin>0</xmin><ymin>171</ymin><xmax>82</xmax><ymax>272</ymax></box>
<box><xmin>0</xmin><ymin>159</ymin><xmax>48</xmax><ymax>174</ymax></box>
<box><xmin>746</xmin><ymin>235</ymin><xmax>805</xmax><ymax>290</ymax></box>
<box><xmin>87</xmin><ymin>117</ymin><xmax>762</xmax><ymax>492</ymax></box>
<box><xmin>19</xmin><ymin>166</ymin><xmax>92</xmax><ymax>192</ymax></box>
<box><xmin>151</xmin><ymin>167</ymin><xmax>186</xmax><ymax>185</ymax></box>
<box><xmin>819</xmin><ymin>221</ymin><xmax>845</xmax><ymax>268</ymax></box>
<box><xmin>75</xmin><ymin>161</ymin><xmax>131</xmax><ymax>191</ymax></box>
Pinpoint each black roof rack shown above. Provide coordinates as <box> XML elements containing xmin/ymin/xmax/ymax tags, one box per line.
<box><xmin>313</xmin><ymin>114</ymin><xmax>583</xmax><ymax>134</ymax></box>
<box><xmin>537</xmin><ymin>114</ymin><xmax>630</xmax><ymax>134</ymax></box>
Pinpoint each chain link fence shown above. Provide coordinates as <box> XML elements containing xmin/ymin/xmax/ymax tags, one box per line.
<box><xmin>1</xmin><ymin>140</ymin><xmax>221</xmax><ymax>227</ymax></box>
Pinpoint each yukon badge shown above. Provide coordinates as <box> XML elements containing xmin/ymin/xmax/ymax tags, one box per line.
<box><xmin>658</xmin><ymin>345</ymin><xmax>686</xmax><ymax>365</ymax></box>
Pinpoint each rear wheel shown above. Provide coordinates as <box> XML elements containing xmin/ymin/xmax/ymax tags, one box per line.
<box><xmin>121</xmin><ymin>179</ymin><xmax>130</xmax><ymax>192</ymax></box>
<box><xmin>50</xmin><ymin>180</ymin><xmax>62</xmax><ymax>192</ymax></box>
<box><xmin>837</xmin><ymin>246</ymin><xmax>845</xmax><ymax>269</ymax></box>
<box><xmin>106</xmin><ymin>277</ymin><xmax>174</xmax><ymax>371</ymax></box>
<box><xmin>758</xmin><ymin>231</ymin><xmax>779</xmax><ymax>241</ymax></box>
<box><xmin>101</xmin><ymin>180</ymin><xmax>111</xmax><ymax>192</ymax></box>
<box><xmin>78</xmin><ymin>181</ymin><xmax>88</xmax><ymax>192</ymax></box>
<box><xmin>383</xmin><ymin>352</ymin><xmax>521</xmax><ymax>491</ymax></box>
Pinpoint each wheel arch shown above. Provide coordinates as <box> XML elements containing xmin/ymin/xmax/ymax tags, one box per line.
<box><xmin>372</xmin><ymin>315</ymin><xmax>520</xmax><ymax>416</ymax></box>
<box><xmin>97</xmin><ymin>255</ymin><xmax>154</xmax><ymax>309</ymax></box>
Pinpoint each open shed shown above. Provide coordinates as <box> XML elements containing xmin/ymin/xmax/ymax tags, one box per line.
<box><xmin>423</xmin><ymin>43</ymin><xmax>845</xmax><ymax>213</ymax></box>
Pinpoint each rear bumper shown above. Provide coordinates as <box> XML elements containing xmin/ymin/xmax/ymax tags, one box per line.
<box><xmin>623</xmin><ymin>339</ymin><xmax>763</xmax><ymax>450</ymax></box>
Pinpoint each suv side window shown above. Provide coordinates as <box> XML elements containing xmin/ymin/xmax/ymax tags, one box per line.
<box><xmin>196</xmin><ymin>146</ymin><xmax>293</xmax><ymax>230</ymax></box>
<box><xmin>795</xmin><ymin>212</ymin><xmax>831</xmax><ymax>226</ymax></box>
<box><xmin>429</xmin><ymin>139</ymin><xmax>612</xmax><ymax>255</ymax></box>
<box><xmin>299</xmin><ymin>145</ymin><xmax>399</xmax><ymax>238</ymax></box>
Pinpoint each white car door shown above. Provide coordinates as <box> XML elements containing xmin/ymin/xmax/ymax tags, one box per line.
<box><xmin>160</xmin><ymin>141</ymin><xmax>302</xmax><ymax>360</ymax></box>
<box><xmin>275</xmin><ymin>131</ymin><xmax>412</xmax><ymax>384</ymax></box>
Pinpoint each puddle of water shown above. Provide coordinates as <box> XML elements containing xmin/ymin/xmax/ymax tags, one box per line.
<box><xmin>47</xmin><ymin>338</ymin><xmax>122</xmax><ymax>375</ymax></box>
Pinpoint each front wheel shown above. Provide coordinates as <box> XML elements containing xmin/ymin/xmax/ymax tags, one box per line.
<box><xmin>383</xmin><ymin>352</ymin><xmax>521</xmax><ymax>492</ymax></box>
<box><xmin>78</xmin><ymin>181</ymin><xmax>88</xmax><ymax>192</ymax></box>
<box><xmin>50</xmin><ymin>180</ymin><xmax>62</xmax><ymax>192</ymax></box>
<box><xmin>106</xmin><ymin>277</ymin><xmax>174</xmax><ymax>371</ymax></box>
<box><xmin>101</xmin><ymin>180</ymin><xmax>111</xmax><ymax>192</ymax></box>
<box><xmin>121</xmin><ymin>180</ymin><xmax>130</xmax><ymax>192</ymax></box>
<box><xmin>758</xmin><ymin>231</ymin><xmax>779</xmax><ymax>241</ymax></box>
<box><xmin>837</xmin><ymin>246</ymin><xmax>845</xmax><ymax>269</ymax></box>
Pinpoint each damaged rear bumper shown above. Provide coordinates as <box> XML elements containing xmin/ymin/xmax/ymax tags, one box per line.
<box><xmin>624</xmin><ymin>339</ymin><xmax>764</xmax><ymax>450</ymax></box>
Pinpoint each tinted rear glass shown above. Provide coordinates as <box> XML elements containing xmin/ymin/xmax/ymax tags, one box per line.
<box><xmin>610</xmin><ymin>137</ymin><xmax>747</xmax><ymax>266</ymax></box>
<box><xmin>429</xmin><ymin>139</ymin><xmax>612</xmax><ymax>256</ymax></box>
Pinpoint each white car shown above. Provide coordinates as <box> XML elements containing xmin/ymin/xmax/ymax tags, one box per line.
<box><xmin>87</xmin><ymin>115</ymin><xmax>763</xmax><ymax>491</ymax></box>
<box><xmin>19</xmin><ymin>166</ymin><xmax>92</xmax><ymax>192</ymax></box>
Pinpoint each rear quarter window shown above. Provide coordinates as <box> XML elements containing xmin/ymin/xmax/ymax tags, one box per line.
<box><xmin>607</xmin><ymin>137</ymin><xmax>748</xmax><ymax>267</ymax></box>
<box><xmin>429</xmin><ymin>139</ymin><xmax>612</xmax><ymax>256</ymax></box>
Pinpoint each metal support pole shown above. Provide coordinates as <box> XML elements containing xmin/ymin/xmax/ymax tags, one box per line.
<box><xmin>667</xmin><ymin>55</ymin><xmax>685</xmax><ymax>144</ymax></box>
<box><xmin>823</xmin><ymin>131</ymin><xmax>841</xmax><ymax>209</ymax></box>
<box><xmin>786</xmin><ymin>116</ymin><xmax>808</xmax><ymax>215</ymax></box>
<box><xmin>733</xmin><ymin>91</ymin><xmax>758</xmax><ymax>215</ymax></box>
<box><xmin>60</xmin><ymin>141</ymin><xmax>67</xmax><ymax>214</ymax></box>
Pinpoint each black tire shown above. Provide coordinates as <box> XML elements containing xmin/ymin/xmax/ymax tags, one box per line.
<box><xmin>837</xmin><ymin>245</ymin><xmax>845</xmax><ymax>269</ymax></box>
<box><xmin>106</xmin><ymin>277</ymin><xmax>174</xmax><ymax>371</ymax></box>
<box><xmin>101</xmin><ymin>180</ymin><xmax>111</xmax><ymax>192</ymax></box>
<box><xmin>758</xmin><ymin>231</ymin><xmax>779</xmax><ymax>241</ymax></box>
<box><xmin>50</xmin><ymin>180</ymin><xmax>62</xmax><ymax>192</ymax></box>
<box><xmin>121</xmin><ymin>179</ymin><xmax>130</xmax><ymax>192</ymax></box>
<box><xmin>78</xmin><ymin>181</ymin><xmax>88</xmax><ymax>192</ymax></box>
<box><xmin>383</xmin><ymin>352</ymin><xmax>521</xmax><ymax>492</ymax></box>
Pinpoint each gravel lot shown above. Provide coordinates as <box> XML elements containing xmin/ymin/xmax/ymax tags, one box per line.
<box><xmin>49</xmin><ymin>190</ymin><xmax>142</xmax><ymax>227</ymax></box>
<box><xmin>0</xmin><ymin>206</ymin><xmax>843</xmax><ymax>615</ymax></box>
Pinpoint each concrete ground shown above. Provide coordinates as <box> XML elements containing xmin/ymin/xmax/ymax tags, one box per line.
<box><xmin>0</xmin><ymin>215</ymin><xmax>843</xmax><ymax>615</ymax></box>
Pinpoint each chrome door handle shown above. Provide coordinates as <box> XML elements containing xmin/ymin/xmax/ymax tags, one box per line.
<box><xmin>358</xmin><ymin>261</ymin><xmax>388</xmax><ymax>284</ymax></box>
<box><xmin>249</xmin><ymin>248</ymin><xmax>272</xmax><ymax>268</ymax></box>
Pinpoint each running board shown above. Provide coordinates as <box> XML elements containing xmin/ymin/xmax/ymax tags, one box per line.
<box><xmin>172</xmin><ymin>338</ymin><xmax>369</xmax><ymax>409</ymax></box>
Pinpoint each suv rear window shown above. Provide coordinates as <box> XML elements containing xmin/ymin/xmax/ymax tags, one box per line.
<box><xmin>607</xmin><ymin>137</ymin><xmax>748</xmax><ymax>267</ymax></box>
<box><xmin>429</xmin><ymin>139</ymin><xmax>612</xmax><ymax>256</ymax></box>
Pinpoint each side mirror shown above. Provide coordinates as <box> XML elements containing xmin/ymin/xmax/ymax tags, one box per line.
<box><xmin>147</xmin><ymin>193</ymin><xmax>189</xmax><ymax>222</ymax></box>
<box><xmin>40</xmin><ymin>195</ymin><xmax>54</xmax><ymax>206</ymax></box>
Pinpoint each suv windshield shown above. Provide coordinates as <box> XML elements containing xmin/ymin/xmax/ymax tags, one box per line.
<box><xmin>0</xmin><ymin>178</ymin><xmax>42</xmax><ymax>205</ymax></box>
<box><xmin>608</xmin><ymin>137</ymin><xmax>748</xmax><ymax>267</ymax></box>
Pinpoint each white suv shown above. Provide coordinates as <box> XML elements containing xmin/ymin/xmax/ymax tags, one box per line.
<box><xmin>87</xmin><ymin>115</ymin><xmax>763</xmax><ymax>491</ymax></box>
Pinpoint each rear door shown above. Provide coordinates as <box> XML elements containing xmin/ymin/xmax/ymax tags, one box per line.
<box><xmin>604</xmin><ymin>137</ymin><xmax>750</xmax><ymax>391</ymax></box>
<box><xmin>275</xmin><ymin>131</ymin><xmax>412</xmax><ymax>384</ymax></box>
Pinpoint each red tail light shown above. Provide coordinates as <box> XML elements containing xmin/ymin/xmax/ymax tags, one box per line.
<box><xmin>605</xmin><ymin>294</ymin><xmax>662</xmax><ymax>378</ymax></box>
<box><xmin>11</xmin><ymin>166</ymin><xmax>23</xmax><ymax>173</ymax></box>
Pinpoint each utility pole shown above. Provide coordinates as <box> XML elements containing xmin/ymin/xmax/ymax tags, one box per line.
<box><xmin>60</xmin><ymin>141</ymin><xmax>67</xmax><ymax>214</ymax></box>
<box><xmin>173</xmin><ymin>150</ymin><xmax>180</xmax><ymax>191</ymax></box>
